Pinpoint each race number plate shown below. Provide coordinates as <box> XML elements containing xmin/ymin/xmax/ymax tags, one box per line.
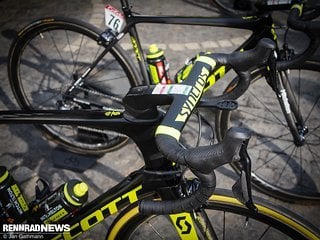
<box><xmin>105</xmin><ymin>4</ymin><xmax>125</xmax><ymax>33</ymax></box>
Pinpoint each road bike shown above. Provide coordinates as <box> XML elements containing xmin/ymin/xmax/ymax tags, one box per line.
<box><xmin>7</xmin><ymin>0</ymin><xmax>320</xmax><ymax>200</ymax></box>
<box><xmin>1</xmin><ymin>40</ymin><xmax>320</xmax><ymax>239</ymax></box>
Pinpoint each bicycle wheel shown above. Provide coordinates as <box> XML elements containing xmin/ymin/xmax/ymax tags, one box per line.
<box><xmin>216</xmin><ymin>63</ymin><xmax>320</xmax><ymax>201</ymax></box>
<box><xmin>8</xmin><ymin>17</ymin><xmax>140</xmax><ymax>155</ymax></box>
<box><xmin>106</xmin><ymin>190</ymin><xmax>320</xmax><ymax>239</ymax></box>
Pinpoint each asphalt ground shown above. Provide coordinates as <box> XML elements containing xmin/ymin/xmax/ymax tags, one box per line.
<box><xmin>0</xmin><ymin>0</ymin><xmax>319</xmax><ymax>239</ymax></box>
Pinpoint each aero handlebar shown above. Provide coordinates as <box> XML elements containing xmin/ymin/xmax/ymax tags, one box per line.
<box><xmin>139</xmin><ymin>38</ymin><xmax>275</xmax><ymax>214</ymax></box>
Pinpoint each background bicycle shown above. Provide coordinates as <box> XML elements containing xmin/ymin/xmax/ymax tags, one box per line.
<box><xmin>6</xmin><ymin>0</ymin><xmax>320</xmax><ymax>200</ymax></box>
<box><xmin>0</xmin><ymin>37</ymin><xmax>319</xmax><ymax>239</ymax></box>
<box><xmin>0</xmin><ymin>0</ymin><xmax>319</xmax><ymax>238</ymax></box>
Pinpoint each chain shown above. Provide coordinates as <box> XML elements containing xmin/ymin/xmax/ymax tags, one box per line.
<box><xmin>75</xmin><ymin>85</ymin><xmax>122</xmax><ymax>102</ymax></box>
<box><xmin>65</xmin><ymin>85</ymin><xmax>128</xmax><ymax>137</ymax></box>
<box><xmin>74</xmin><ymin>85</ymin><xmax>124</xmax><ymax>111</ymax></box>
<box><xmin>77</xmin><ymin>126</ymin><xmax>128</xmax><ymax>138</ymax></box>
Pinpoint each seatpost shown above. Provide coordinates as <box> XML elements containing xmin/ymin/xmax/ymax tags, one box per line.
<box><xmin>121</xmin><ymin>0</ymin><xmax>133</xmax><ymax>15</ymax></box>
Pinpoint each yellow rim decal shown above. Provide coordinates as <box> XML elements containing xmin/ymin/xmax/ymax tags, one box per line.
<box><xmin>169</xmin><ymin>212</ymin><xmax>199</xmax><ymax>240</ymax></box>
<box><xmin>209</xmin><ymin>194</ymin><xmax>318</xmax><ymax>239</ymax></box>
<box><xmin>107</xmin><ymin>206</ymin><xmax>140</xmax><ymax>240</ymax></box>
<box><xmin>155</xmin><ymin>125</ymin><xmax>181</xmax><ymax>141</ymax></box>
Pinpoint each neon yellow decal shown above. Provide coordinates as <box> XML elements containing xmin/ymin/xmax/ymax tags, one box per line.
<box><xmin>11</xmin><ymin>184</ymin><xmax>29</xmax><ymax>212</ymax></box>
<box><xmin>242</xmin><ymin>16</ymin><xmax>257</xmax><ymax>20</ymax></box>
<box><xmin>271</xmin><ymin>24</ymin><xmax>277</xmax><ymax>40</ymax></box>
<box><xmin>175</xmin><ymin>67</ymin><xmax>208</xmax><ymax>122</ymax></box>
<box><xmin>130</xmin><ymin>36</ymin><xmax>141</xmax><ymax>61</ymax></box>
<box><xmin>105</xmin><ymin>111</ymin><xmax>121</xmax><ymax>117</ymax></box>
<box><xmin>155</xmin><ymin>125</ymin><xmax>181</xmax><ymax>141</ymax></box>
<box><xmin>169</xmin><ymin>212</ymin><xmax>199</xmax><ymax>240</ymax></box>
<box><xmin>204</xmin><ymin>65</ymin><xmax>226</xmax><ymax>92</ymax></box>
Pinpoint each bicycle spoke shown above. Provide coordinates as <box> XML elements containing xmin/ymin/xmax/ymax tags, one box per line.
<box><xmin>247</xmin><ymin>89</ymin><xmax>287</xmax><ymax>127</ymax></box>
<box><xmin>65</xmin><ymin>30</ymin><xmax>76</xmax><ymax>70</ymax></box>
<box><xmin>146</xmin><ymin>221</ymin><xmax>164</xmax><ymax>239</ymax></box>
<box><xmin>275</xmin><ymin>144</ymin><xmax>296</xmax><ymax>183</ymax></box>
<box><xmin>34</xmin><ymin>94</ymin><xmax>61</xmax><ymax>108</ymax></box>
<box><xmin>237</xmin><ymin>107</ymin><xmax>287</xmax><ymax>127</ymax></box>
<box><xmin>248</xmin><ymin>131</ymin><xmax>292</xmax><ymax>149</ymax></box>
<box><xmin>305</xmin><ymin>141</ymin><xmax>320</xmax><ymax>173</ymax></box>
<box><xmin>299</xmin><ymin>146</ymin><xmax>303</xmax><ymax>192</ymax></box>
<box><xmin>303</xmin><ymin>95</ymin><xmax>319</xmax><ymax>125</ymax></box>
<box><xmin>85</xmin><ymin>58</ymin><xmax>122</xmax><ymax>81</ymax></box>
<box><xmin>47</xmin><ymin>31</ymin><xmax>72</xmax><ymax>77</ymax></box>
<box><xmin>258</xmin><ymin>226</ymin><xmax>271</xmax><ymax>240</ymax></box>
<box><xmin>223</xmin><ymin>211</ymin><xmax>226</xmax><ymax>240</ymax></box>
<box><xmin>254</xmin><ymin>143</ymin><xmax>294</xmax><ymax>172</ymax></box>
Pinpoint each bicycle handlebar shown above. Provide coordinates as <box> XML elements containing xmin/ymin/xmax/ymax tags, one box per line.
<box><xmin>139</xmin><ymin>38</ymin><xmax>275</xmax><ymax>215</ymax></box>
<box><xmin>288</xmin><ymin>3</ymin><xmax>320</xmax><ymax>33</ymax></box>
<box><xmin>277</xmin><ymin>2</ymin><xmax>320</xmax><ymax>70</ymax></box>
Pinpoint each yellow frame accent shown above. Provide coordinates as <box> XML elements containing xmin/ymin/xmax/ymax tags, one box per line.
<box><xmin>291</xmin><ymin>3</ymin><xmax>304</xmax><ymax>16</ymax></box>
<box><xmin>0</xmin><ymin>169</ymin><xmax>8</xmax><ymax>183</ymax></box>
<box><xmin>155</xmin><ymin>125</ymin><xmax>181</xmax><ymax>140</ymax></box>
<box><xmin>195</xmin><ymin>56</ymin><xmax>216</xmax><ymax>69</ymax></box>
<box><xmin>169</xmin><ymin>212</ymin><xmax>199</xmax><ymax>240</ymax></box>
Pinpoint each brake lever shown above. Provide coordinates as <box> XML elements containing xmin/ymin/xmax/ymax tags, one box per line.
<box><xmin>232</xmin><ymin>140</ymin><xmax>257</xmax><ymax>212</ymax></box>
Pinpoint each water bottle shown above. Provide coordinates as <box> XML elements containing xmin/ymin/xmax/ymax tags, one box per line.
<box><xmin>30</xmin><ymin>179</ymin><xmax>88</xmax><ymax>223</ymax></box>
<box><xmin>146</xmin><ymin>44</ymin><xmax>171</xmax><ymax>84</ymax></box>
<box><xmin>0</xmin><ymin>166</ymin><xmax>29</xmax><ymax>223</ymax></box>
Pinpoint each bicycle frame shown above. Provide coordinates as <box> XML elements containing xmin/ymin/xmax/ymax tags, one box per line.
<box><xmin>111</xmin><ymin>4</ymin><xmax>311</xmax><ymax>145</ymax></box>
<box><xmin>74</xmin><ymin>0</ymin><xmax>313</xmax><ymax>146</ymax></box>
<box><xmin>0</xmin><ymin>108</ymin><xmax>198</xmax><ymax>239</ymax></box>
<box><xmin>102</xmin><ymin>1</ymin><xmax>311</xmax><ymax>142</ymax></box>
<box><xmin>99</xmin><ymin>0</ymin><xmax>277</xmax><ymax>86</ymax></box>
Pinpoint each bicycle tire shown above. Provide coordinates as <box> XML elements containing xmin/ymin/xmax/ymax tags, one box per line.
<box><xmin>106</xmin><ymin>189</ymin><xmax>320</xmax><ymax>239</ymax></box>
<box><xmin>8</xmin><ymin>17</ymin><xmax>140</xmax><ymax>155</ymax></box>
<box><xmin>215</xmin><ymin>61</ymin><xmax>320</xmax><ymax>201</ymax></box>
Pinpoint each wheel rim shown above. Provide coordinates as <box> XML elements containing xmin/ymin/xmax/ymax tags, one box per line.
<box><xmin>225</xmin><ymin>69</ymin><xmax>320</xmax><ymax>200</ymax></box>
<box><xmin>12</xmin><ymin>23</ymin><xmax>133</xmax><ymax>154</ymax></box>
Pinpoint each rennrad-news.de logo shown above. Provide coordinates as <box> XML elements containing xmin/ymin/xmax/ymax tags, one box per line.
<box><xmin>2</xmin><ymin>223</ymin><xmax>71</xmax><ymax>233</ymax></box>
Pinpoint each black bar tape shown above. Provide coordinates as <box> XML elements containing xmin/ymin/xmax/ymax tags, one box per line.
<box><xmin>139</xmin><ymin>128</ymin><xmax>251</xmax><ymax>215</ymax></box>
<box><xmin>206</xmin><ymin>38</ymin><xmax>275</xmax><ymax>101</ymax></box>
<box><xmin>288</xmin><ymin>4</ymin><xmax>320</xmax><ymax>34</ymax></box>
<box><xmin>278</xmin><ymin>4</ymin><xmax>320</xmax><ymax>70</ymax></box>
<box><xmin>139</xmin><ymin>38</ymin><xmax>272</xmax><ymax>214</ymax></box>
